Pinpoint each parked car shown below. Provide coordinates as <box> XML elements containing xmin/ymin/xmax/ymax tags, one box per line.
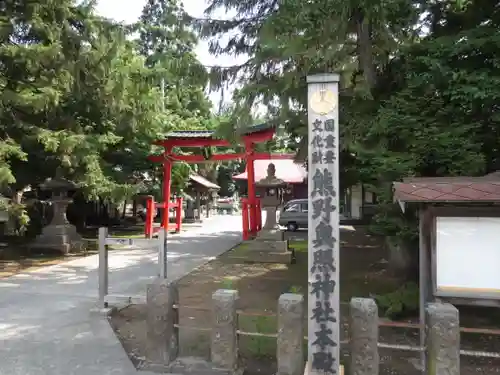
<box><xmin>279</xmin><ymin>199</ymin><xmax>308</xmax><ymax>231</ymax></box>
<box><xmin>280</xmin><ymin>198</ymin><xmax>350</xmax><ymax>231</ymax></box>
<box><xmin>216</xmin><ymin>197</ymin><xmax>238</xmax><ymax>214</ymax></box>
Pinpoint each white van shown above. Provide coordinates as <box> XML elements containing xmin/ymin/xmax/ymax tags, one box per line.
<box><xmin>279</xmin><ymin>199</ymin><xmax>308</xmax><ymax>231</ymax></box>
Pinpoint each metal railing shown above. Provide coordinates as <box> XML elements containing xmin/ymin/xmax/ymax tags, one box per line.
<box><xmin>98</xmin><ymin>227</ymin><xmax>167</xmax><ymax>308</ymax></box>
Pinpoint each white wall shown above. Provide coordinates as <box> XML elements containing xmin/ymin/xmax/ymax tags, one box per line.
<box><xmin>350</xmin><ymin>185</ymin><xmax>363</xmax><ymax>219</ymax></box>
<box><xmin>436</xmin><ymin>216</ymin><xmax>500</xmax><ymax>294</ymax></box>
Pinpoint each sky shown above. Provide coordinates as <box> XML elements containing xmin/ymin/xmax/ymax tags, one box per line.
<box><xmin>95</xmin><ymin>0</ymin><xmax>245</xmax><ymax>107</ymax></box>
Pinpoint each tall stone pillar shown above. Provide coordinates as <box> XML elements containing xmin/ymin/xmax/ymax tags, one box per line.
<box><xmin>306</xmin><ymin>73</ymin><xmax>340</xmax><ymax>375</ymax></box>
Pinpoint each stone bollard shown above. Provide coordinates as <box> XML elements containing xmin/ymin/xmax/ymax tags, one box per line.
<box><xmin>277</xmin><ymin>293</ymin><xmax>304</xmax><ymax>375</ymax></box>
<box><xmin>211</xmin><ymin>289</ymin><xmax>239</xmax><ymax>371</ymax></box>
<box><xmin>98</xmin><ymin>227</ymin><xmax>108</xmax><ymax>308</ymax></box>
<box><xmin>426</xmin><ymin>303</ymin><xmax>460</xmax><ymax>375</ymax></box>
<box><xmin>146</xmin><ymin>280</ymin><xmax>179</xmax><ymax>369</ymax></box>
<box><xmin>349</xmin><ymin>298</ymin><xmax>379</xmax><ymax>375</ymax></box>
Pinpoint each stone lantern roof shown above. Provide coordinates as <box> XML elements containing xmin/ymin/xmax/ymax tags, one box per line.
<box><xmin>40</xmin><ymin>178</ymin><xmax>77</xmax><ymax>191</ymax></box>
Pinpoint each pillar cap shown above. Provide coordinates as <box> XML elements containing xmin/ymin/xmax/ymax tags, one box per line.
<box><xmin>306</xmin><ymin>73</ymin><xmax>340</xmax><ymax>83</ymax></box>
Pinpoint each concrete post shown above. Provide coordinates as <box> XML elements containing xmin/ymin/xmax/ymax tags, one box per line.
<box><xmin>211</xmin><ymin>289</ymin><xmax>239</xmax><ymax>370</ymax></box>
<box><xmin>146</xmin><ymin>280</ymin><xmax>179</xmax><ymax>368</ymax></box>
<box><xmin>277</xmin><ymin>293</ymin><xmax>304</xmax><ymax>375</ymax></box>
<box><xmin>426</xmin><ymin>303</ymin><xmax>460</xmax><ymax>375</ymax></box>
<box><xmin>158</xmin><ymin>229</ymin><xmax>167</xmax><ymax>279</ymax></box>
<box><xmin>349</xmin><ymin>298</ymin><xmax>379</xmax><ymax>375</ymax></box>
<box><xmin>98</xmin><ymin>227</ymin><xmax>108</xmax><ymax>307</ymax></box>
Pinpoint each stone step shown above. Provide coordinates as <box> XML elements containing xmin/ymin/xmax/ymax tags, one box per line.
<box><xmin>242</xmin><ymin>238</ymin><xmax>289</xmax><ymax>252</ymax></box>
<box><xmin>229</xmin><ymin>250</ymin><xmax>293</xmax><ymax>264</ymax></box>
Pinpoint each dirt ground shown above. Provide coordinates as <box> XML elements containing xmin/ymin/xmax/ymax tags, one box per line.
<box><xmin>109</xmin><ymin>227</ymin><xmax>500</xmax><ymax>374</ymax></box>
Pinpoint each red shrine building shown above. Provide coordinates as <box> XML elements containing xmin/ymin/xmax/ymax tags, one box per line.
<box><xmin>233</xmin><ymin>159</ymin><xmax>308</xmax><ymax>201</ymax></box>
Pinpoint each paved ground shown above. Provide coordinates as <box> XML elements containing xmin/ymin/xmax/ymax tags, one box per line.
<box><xmin>0</xmin><ymin>215</ymin><xmax>242</xmax><ymax>375</ymax></box>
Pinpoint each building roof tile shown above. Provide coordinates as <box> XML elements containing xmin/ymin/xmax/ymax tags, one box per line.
<box><xmin>393</xmin><ymin>173</ymin><xmax>500</xmax><ymax>203</ymax></box>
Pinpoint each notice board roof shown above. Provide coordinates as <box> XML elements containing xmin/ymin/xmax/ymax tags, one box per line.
<box><xmin>393</xmin><ymin>172</ymin><xmax>500</xmax><ymax>203</ymax></box>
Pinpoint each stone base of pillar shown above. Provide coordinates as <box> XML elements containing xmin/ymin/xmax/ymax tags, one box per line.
<box><xmin>303</xmin><ymin>362</ymin><xmax>344</xmax><ymax>375</ymax></box>
<box><xmin>248</xmin><ymin>228</ymin><xmax>288</xmax><ymax>252</ymax></box>
<box><xmin>245</xmin><ymin>239</ymin><xmax>289</xmax><ymax>253</ymax></box>
<box><xmin>235</xmin><ymin>224</ymin><xmax>292</xmax><ymax>263</ymax></box>
<box><xmin>256</xmin><ymin>228</ymin><xmax>284</xmax><ymax>241</ymax></box>
<box><xmin>230</xmin><ymin>237</ymin><xmax>292</xmax><ymax>264</ymax></box>
<box><xmin>243</xmin><ymin>250</ymin><xmax>293</xmax><ymax>263</ymax></box>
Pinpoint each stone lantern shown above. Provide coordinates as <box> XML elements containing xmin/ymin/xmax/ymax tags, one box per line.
<box><xmin>244</xmin><ymin>163</ymin><xmax>291</xmax><ymax>263</ymax></box>
<box><xmin>30</xmin><ymin>178</ymin><xmax>84</xmax><ymax>254</ymax></box>
<box><xmin>255</xmin><ymin>163</ymin><xmax>286</xmax><ymax>240</ymax></box>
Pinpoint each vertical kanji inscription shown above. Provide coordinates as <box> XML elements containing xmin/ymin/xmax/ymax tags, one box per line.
<box><xmin>307</xmin><ymin>74</ymin><xmax>340</xmax><ymax>375</ymax></box>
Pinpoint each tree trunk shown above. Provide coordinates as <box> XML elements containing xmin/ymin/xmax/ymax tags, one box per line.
<box><xmin>99</xmin><ymin>197</ymin><xmax>109</xmax><ymax>224</ymax></box>
<box><xmin>386</xmin><ymin>236</ymin><xmax>419</xmax><ymax>282</ymax></box>
<box><xmin>122</xmin><ymin>199</ymin><xmax>127</xmax><ymax>218</ymax></box>
<box><xmin>132</xmin><ymin>198</ymin><xmax>138</xmax><ymax>217</ymax></box>
<box><xmin>355</xmin><ymin>8</ymin><xmax>376</xmax><ymax>90</ymax></box>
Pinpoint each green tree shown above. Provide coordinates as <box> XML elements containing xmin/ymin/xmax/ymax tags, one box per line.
<box><xmin>193</xmin><ymin>0</ymin><xmax>500</xmax><ymax>233</ymax></box>
<box><xmin>135</xmin><ymin>0</ymin><xmax>220</xmax><ymax>195</ymax></box>
<box><xmin>0</xmin><ymin>1</ymin><xmax>174</xmax><ymax>230</ymax></box>
<box><xmin>193</xmin><ymin>0</ymin><xmax>420</xmax><ymax>135</ymax></box>
<box><xmin>342</xmin><ymin>0</ymin><xmax>500</xmax><ymax>243</ymax></box>
<box><xmin>136</xmin><ymin>0</ymin><xmax>211</xmax><ymax>119</ymax></box>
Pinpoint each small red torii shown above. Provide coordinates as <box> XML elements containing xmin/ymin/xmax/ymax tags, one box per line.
<box><xmin>148</xmin><ymin>123</ymin><xmax>293</xmax><ymax>238</ymax></box>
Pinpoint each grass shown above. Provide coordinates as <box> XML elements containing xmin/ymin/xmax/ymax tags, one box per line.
<box><xmin>217</xmin><ymin>272</ymin><xmax>277</xmax><ymax>358</ymax></box>
<box><xmin>229</xmin><ymin>242</ymin><xmax>250</xmax><ymax>256</ymax></box>
<box><xmin>211</xmin><ymin>235</ymin><xmax>399</xmax><ymax>358</ymax></box>
<box><xmin>217</xmin><ymin>240</ymin><xmax>309</xmax><ymax>358</ymax></box>
<box><xmin>110</xmin><ymin>227</ymin><xmax>399</xmax><ymax>374</ymax></box>
<box><xmin>239</xmin><ymin>314</ymin><xmax>277</xmax><ymax>357</ymax></box>
<box><xmin>229</xmin><ymin>239</ymin><xmax>307</xmax><ymax>258</ymax></box>
<box><xmin>290</xmin><ymin>240</ymin><xmax>307</xmax><ymax>252</ymax></box>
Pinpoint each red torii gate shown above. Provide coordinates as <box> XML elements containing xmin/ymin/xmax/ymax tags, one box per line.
<box><xmin>148</xmin><ymin>124</ymin><xmax>293</xmax><ymax>237</ymax></box>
